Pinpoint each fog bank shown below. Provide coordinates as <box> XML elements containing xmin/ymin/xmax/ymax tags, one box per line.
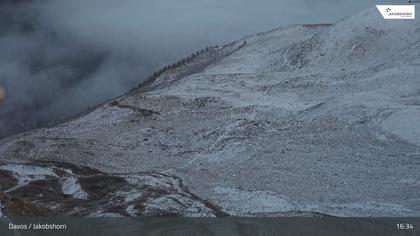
<box><xmin>0</xmin><ymin>0</ymin><xmax>375</xmax><ymax>138</ymax></box>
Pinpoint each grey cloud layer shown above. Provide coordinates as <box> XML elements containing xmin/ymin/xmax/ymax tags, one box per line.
<box><xmin>0</xmin><ymin>0</ymin><xmax>375</xmax><ymax>138</ymax></box>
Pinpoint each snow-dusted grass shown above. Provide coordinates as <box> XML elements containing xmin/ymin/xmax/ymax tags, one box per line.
<box><xmin>213</xmin><ymin>187</ymin><xmax>297</xmax><ymax>215</ymax></box>
<box><xmin>1</xmin><ymin>6</ymin><xmax>419</xmax><ymax>217</ymax></box>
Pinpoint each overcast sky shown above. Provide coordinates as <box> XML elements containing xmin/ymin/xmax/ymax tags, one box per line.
<box><xmin>39</xmin><ymin>0</ymin><xmax>379</xmax><ymax>58</ymax></box>
<box><xmin>0</xmin><ymin>0</ymin><xmax>381</xmax><ymax>138</ymax></box>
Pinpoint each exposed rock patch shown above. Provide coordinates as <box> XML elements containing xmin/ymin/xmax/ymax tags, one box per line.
<box><xmin>0</xmin><ymin>162</ymin><xmax>227</xmax><ymax>217</ymax></box>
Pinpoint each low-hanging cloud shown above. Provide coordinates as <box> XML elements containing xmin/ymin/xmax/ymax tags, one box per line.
<box><xmin>0</xmin><ymin>0</ymin><xmax>375</xmax><ymax>138</ymax></box>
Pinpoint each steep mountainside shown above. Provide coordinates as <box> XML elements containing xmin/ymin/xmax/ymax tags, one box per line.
<box><xmin>1</xmin><ymin>7</ymin><xmax>420</xmax><ymax>217</ymax></box>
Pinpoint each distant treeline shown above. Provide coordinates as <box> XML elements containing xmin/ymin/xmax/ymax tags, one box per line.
<box><xmin>131</xmin><ymin>40</ymin><xmax>247</xmax><ymax>93</ymax></box>
<box><xmin>130</xmin><ymin>45</ymin><xmax>220</xmax><ymax>92</ymax></box>
<box><xmin>151</xmin><ymin>45</ymin><xmax>219</xmax><ymax>79</ymax></box>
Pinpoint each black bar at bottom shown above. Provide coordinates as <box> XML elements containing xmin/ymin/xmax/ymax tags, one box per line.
<box><xmin>0</xmin><ymin>218</ymin><xmax>419</xmax><ymax>236</ymax></box>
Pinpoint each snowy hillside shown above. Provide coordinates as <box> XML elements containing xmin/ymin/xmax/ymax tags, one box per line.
<box><xmin>1</xmin><ymin>7</ymin><xmax>420</xmax><ymax>217</ymax></box>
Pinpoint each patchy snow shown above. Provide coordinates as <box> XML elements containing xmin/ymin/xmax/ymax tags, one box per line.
<box><xmin>213</xmin><ymin>187</ymin><xmax>297</xmax><ymax>215</ymax></box>
<box><xmin>126</xmin><ymin>205</ymin><xmax>138</xmax><ymax>216</ymax></box>
<box><xmin>89</xmin><ymin>212</ymin><xmax>125</xmax><ymax>217</ymax></box>
<box><xmin>144</xmin><ymin>194</ymin><xmax>216</xmax><ymax>217</ymax></box>
<box><xmin>0</xmin><ymin>201</ymin><xmax>4</xmax><ymax>217</ymax></box>
<box><xmin>0</xmin><ymin>162</ymin><xmax>222</xmax><ymax>217</ymax></box>
<box><xmin>0</xmin><ymin>164</ymin><xmax>57</xmax><ymax>191</ymax></box>
<box><xmin>0</xmin><ymin>164</ymin><xmax>56</xmax><ymax>177</ymax></box>
<box><xmin>115</xmin><ymin>190</ymin><xmax>143</xmax><ymax>203</ymax></box>
<box><xmin>124</xmin><ymin>173</ymin><xmax>184</xmax><ymax>193</ymax></box>
<box><xmin>61</xmin><ymin>177</ymin><xmax>89</xmax><ymax>200</ymax></box>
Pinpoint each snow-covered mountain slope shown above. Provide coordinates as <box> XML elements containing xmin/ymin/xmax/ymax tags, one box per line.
<box><xmin>1</xmin><ymin>7</ymin><xmax>420</xmax><ymax>217</ymax></box>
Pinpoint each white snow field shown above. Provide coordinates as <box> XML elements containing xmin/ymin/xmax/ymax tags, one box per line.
<box><xmin>1</xmin><ymin>7</ymin><xmax>419</xmax><ymax>216</ymax></box>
